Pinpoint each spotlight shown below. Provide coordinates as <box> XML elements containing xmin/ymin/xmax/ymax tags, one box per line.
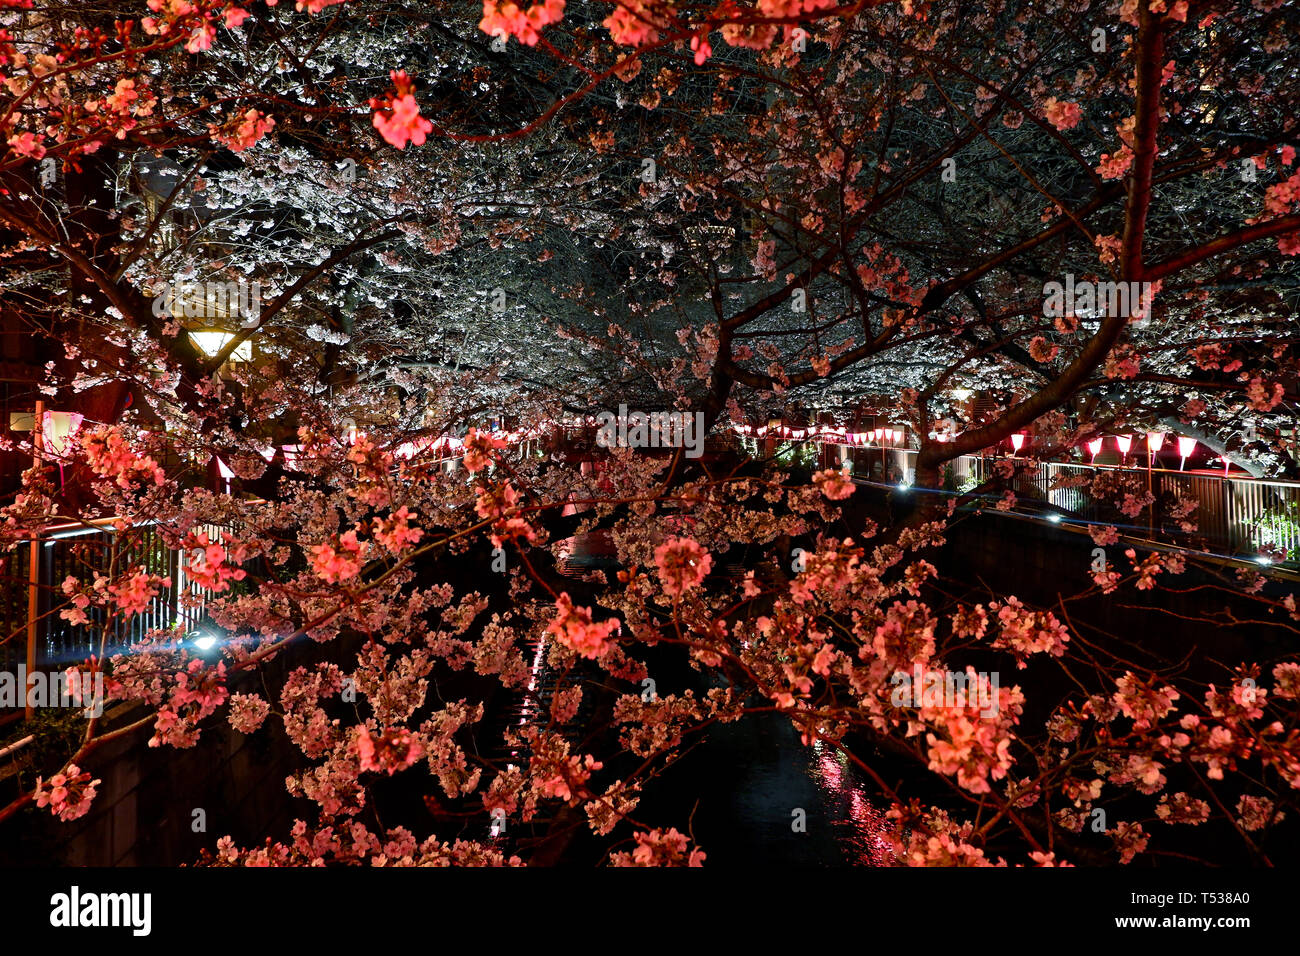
<box><xmin>191</xmin><ymin>629</ymin><xmax>221</xmax><ymax>652</ymax></box>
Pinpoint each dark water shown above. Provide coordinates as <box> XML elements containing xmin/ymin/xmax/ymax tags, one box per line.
<box><xmin>634</xmin><ymin>710</ymin><xmax>892</xmax><ymax>866</ymax></box>
<box><xmin>543</xmin><ymin>532</ymin><xmax>892</xmax><ymax>865</ymax></box>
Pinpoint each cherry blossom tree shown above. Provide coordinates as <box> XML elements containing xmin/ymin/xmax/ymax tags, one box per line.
<box><xmin>1</xmin><ymin>0</ymin><xmax>1298</xmax><ymax>867</ymax></box>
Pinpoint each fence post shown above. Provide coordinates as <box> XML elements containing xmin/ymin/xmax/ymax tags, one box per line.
<box><xmin>25</xmin><ymin>400</ymin><xmax>42</xmax><ymax>720</ymax></box>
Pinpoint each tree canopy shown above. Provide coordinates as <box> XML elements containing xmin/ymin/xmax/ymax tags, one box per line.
<box><xmin>1</xmin><ymin>0</ymin><xmax>1299</xmax><ymax>867</ymax></box>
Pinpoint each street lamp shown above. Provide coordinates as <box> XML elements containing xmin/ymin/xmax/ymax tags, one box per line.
<box><xmin>39</xmin><ymin>409</ymin><xmax>84</xmax><ymax>488</ymax></box>
<box><xmin>1010</xmin><ymin>433</ymin><xmax>1026</xmax><ymax>456</ymax></box>
<box><xmin>1177</xmin><ymin>436</ymin><xmax>1197</xmax><ymax>471</ymax></box>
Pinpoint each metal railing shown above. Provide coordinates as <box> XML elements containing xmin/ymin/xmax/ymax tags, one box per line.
<box><xmin>1</xmin><ymin>520</ymin><xmax>221</xmax><ymax>717</ymax></box>
<box><xmin>815</xmin><ymin>442</ymin><xmax>1300</xmax><ymax>560</ymax></box>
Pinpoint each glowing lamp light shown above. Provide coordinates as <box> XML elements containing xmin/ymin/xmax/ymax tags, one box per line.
<box><xmin>191</xmin><ymin>628</ymin><xmax>221</xmax><ymax>652</ymax></box>
<box><xmin>189</xmin><ymin>330</ymin><xmax>253</xmax><ymax>362</ymax></box>
<box><xmin>281</xmin><ymin>444</ymin><xmax>303</xmax><ymax>469</ymax></box>
<box><xmin>1010</xmin><ymin>433</ymin><xmax>1026</xmax><ymax>453</ymax></box>
<box><xmin>41</xmin><ymin>410</ymin><xmax>84</xmax><ymax>458</ymax></box>
<box><xmin>1116</xmin><ymin>435</ymin><xmax>1132</xmax><ymax>456</ymax></box>
<box><xmin>1177</xmin><ymin>435</ymin><xmax>1197</xmax><ymax>471</ymax></box>
<box><xmin>215</xmin><ymin>456</ymin><xmax>234</xmax><ymax>480</ymax></box>
<box><xmin>39</xmin><ymin>410</ymin><xmax>84</xmax><ymax>488</ymax></box>
<box><xmin>1147</xmin><ymin>431</ymin><xmax>1166</xmax><ymax>453</ymax></box>
<box><xmin>1087</xmin><ymin>437</ymin><xmax>1104</xmax><ymax>463</ymax></box>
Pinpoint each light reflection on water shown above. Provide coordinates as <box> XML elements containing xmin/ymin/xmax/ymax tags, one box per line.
<box><xmin>809</xmin><ymin>740</ymin><xmax>895</xmax><ymax>866</ymax></box>
<box><xmin>535</xmin><ymin>533</ymin><xmax>894</xmax><ymax>865</ymax></box>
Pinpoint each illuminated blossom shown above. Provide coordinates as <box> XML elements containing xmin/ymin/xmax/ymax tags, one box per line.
<box><xmin>462</xmin><ymin>426</ymin><xmax>507</xmax><ymax>473</ymax></box>
<box><xmin>1042</xmin><ymin>97</ymin><xmax>1082</xmax><ymax>130</ymax></box>
<box><xmin>356</xmin><ymin>725</ymin><xmax>424</xmax><ymax>775</ymax></box>
<box><xmin>1236</xmin><ymin>795</ymin><xmax>1282</xmax><ymax>831</ymax></box>
<box><xmin>310</xmin><ymin>529</ymin><xmax>367</xmax><ymax>583</ymax></box>
<box><xmin>108</xmin><ymin>569</ymin><xmax>169</xmax><ymax>617</ymax></box>
<box><xmin>545</xmin><ymin>593</ymin><xmax>619</xmax><ymax>659</ymax></box>
<box><xmin>81</xmin><ymin>426</ymin><xmax>166</xmax><ymax>488</ymax></box>
<box><xmin>1097</xmin><ymin>147</ymin><xmax>1133</xmax><ymax>180</ymax></box>
<box><xmin>1028</xmin><ymin>336</ymin><xmax>1058</xmax><ymax>362</ymax></box>
<box><xmin>480</xmin><ymin>0</ymin><xmax>564</xmax><ymax>46</ymax></box>
<box><xmin>813</xmin><ymin>467</ymin><xmax>855</xmax><ymax>500</ymax></box>
<box><xmin>210</xmin><ymin>109</ymin><xmax>275</xmax><ymax>152</ymax></box>
<box><xmin>653</xmin><ymin>536</ymin><xmax>712</xmax><ymax>597</ymax></box>
<box><xmin>228</xmin><ymin>693</ymin><xmax>271</xmax><ymax>733</ymax></box>
<box><xmin>35</xmin><ymin>765</ymin><xmax>101</xmax><ymax>822</ymax></box>
<box><xmin>184</xmin><ymin>531</ymin><xmax>248</xmax><ymax>592</ymax></box>
<box><xmin>7</xmin><ymin>131</ymin><xmax>44</xmax><ymax>159</ymax></box>
<box><xmin>609</xmin><ymin>827</ymin><xmax>705</xmax><ymax>866</ymax></box>
<box><xmin>373</xmin><ymin>94</ymin><xmax>432</xmax><ymax>149</ymax></box>
<box><xmin>373</xmin><ymin>506</ymin><xmax>424</xmax><ymax>553</ymax></box>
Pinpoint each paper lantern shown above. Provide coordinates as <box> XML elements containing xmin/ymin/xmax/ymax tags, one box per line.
<box><xmin>41</xmin><ymin>411</ymin><xmax>83</xmax><ymax>458</ymax></box>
